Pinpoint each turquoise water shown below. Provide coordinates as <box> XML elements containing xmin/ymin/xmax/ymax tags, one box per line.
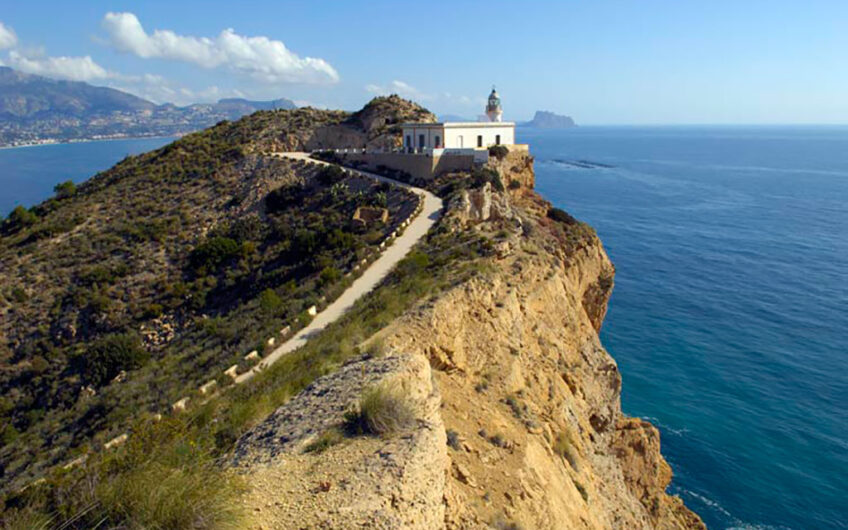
<box><xmin>523</xmin><ymin>127</ymin><xmax>848</xmax><ymax>530</ymax></box>
<box><xmin>2</xmin><ymin>130</ymin><xmax>845</xmax><ymax>528</ymax></box>
<box><xmin>0</xmin><ymin>137</ymin><xmax>175</xmax><ymax>215</ymax></box>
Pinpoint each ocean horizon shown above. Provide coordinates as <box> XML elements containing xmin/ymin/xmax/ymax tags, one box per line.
<box><xmin>1</xmin><ymin>127</ymin><xmax>845</xmax><ymax>529</ymax></box>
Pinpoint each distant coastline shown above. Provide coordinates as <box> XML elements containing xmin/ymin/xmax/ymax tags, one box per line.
<box><xmin>0</xmin><ymin>134</ymin><xmax>181</xmax><ymax>151</ymax></box>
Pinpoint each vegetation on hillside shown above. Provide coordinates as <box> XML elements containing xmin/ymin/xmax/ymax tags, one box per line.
<box><xmin>0</xmin><ymin>102</ymin><xmax>423</xmax><ymax>495</ymax></box>
<box><xmin>1</xmin><ymin>207</ymin><xmax>496</xmax><ymax>528</ymax></box>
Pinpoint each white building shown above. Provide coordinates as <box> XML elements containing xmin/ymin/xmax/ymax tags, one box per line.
<box><xmin>401</xmin><ymin>87</ymin><xmax>515</xmax><ymax>152</ymax></box>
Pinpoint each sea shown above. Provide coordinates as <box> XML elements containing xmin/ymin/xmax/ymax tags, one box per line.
<box><xmin>1</xmin><ymin>129</ymin><xmax>846</xmax><ymax>529</ymax></box>
<box><xmin>0</xmin><ymin>137</ymin><xmax>175</xmax><ymax>215</ymax></box>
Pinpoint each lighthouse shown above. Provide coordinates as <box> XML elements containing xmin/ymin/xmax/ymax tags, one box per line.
<box><xmin>485</xmin><ymin>86</ymin><xmax>503</xmax><ymax>122</ymax></box>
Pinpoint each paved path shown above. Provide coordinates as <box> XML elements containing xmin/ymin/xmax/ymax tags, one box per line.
<box><xmin>235</xmin><ymin>152</ymin><xmax>443</xmax><ymax>384</ymax></box>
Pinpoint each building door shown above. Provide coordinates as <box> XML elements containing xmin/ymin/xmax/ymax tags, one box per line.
<box><xmin>496</xmin><ymin>134</ymin><xmax>501</xmax><ymax>145</ymax></box>
<box><xmin>477</xmin><ymin>135</ymin><xmax>483</xmax><ymax>148</ymax></box>
<box><xmin>419</xmin><ymin>134</ymin><xmax>425</xmax><ymax>149</ymax></box>
<box><xmin>434</xmin><ymin>135</ymin><xmax>441</xmax><ymax>148</ymax></box>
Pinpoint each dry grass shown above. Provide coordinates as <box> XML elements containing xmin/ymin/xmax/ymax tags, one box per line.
<box><xmin>344</xmin><ymin>381</ymin><xmax>417</xmax><ymax>437</ymax></box>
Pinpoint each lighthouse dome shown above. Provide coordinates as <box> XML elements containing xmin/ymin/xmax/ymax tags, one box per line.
<box><xmin>485</xmin><ymin>86</ymin><xmax>503</xmax><ymax>122</ymax></box>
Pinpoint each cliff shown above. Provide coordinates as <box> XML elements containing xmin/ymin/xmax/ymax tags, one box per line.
<box><xmin>232</xmin><ymin>153</ymin><xmax>703</xmax><ymax>529</ymax></box>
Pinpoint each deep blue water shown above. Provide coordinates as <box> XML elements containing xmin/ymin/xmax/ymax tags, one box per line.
<box><xmin>1</xmin><ymin>130</ymin><xmax>845</xmax><ymax>529</ymax></box>
<box><xmin>0</xmin><ymin>137</ymin><xmax>174</xmax><ymax>215</ymax></box>
<box><xmin>522</xmin><ymin>126</ymin><xmax>848</xmax><ymax>530</ymax></box>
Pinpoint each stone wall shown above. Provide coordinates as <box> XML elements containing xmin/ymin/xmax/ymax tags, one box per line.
<box><xmin>337</xmin><ymin>152</ymin><xmax>477</xmax><ymax>181</ymax></box>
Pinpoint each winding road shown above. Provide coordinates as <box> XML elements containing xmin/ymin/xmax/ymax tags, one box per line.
<box><xmin>235</xmin><ymin>152</ymin><xmax>443</xmax><ymax>384</ymax></box>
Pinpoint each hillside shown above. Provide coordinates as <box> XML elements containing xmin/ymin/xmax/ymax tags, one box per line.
<box><xmin>0</xmin><ymin>66</ymin><xmax>297</xmax><ymax>146</ymax></box>
<box><xmin>0</xmin><ymin>98</ymin><xmax>702</xmax><ymax>529</ymax></box>
<box><xmin>0</xmin><ymin>96</ymin><xmax>433</xmax><ymax>495</ymax></box>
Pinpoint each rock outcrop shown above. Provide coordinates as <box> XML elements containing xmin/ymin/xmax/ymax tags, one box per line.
<box><xmin>233</xmin><ymin>153</ymin><xmax>703</xmax><ymax>529</ymax></box>
<box><xmin>232</xmin><ymin>353</ymin><xmax>447</xmax><ymax>529</ymax></box>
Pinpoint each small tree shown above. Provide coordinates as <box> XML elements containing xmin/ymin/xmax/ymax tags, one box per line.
<box><xmin>6</xmin><ymin>206</ymin><xmax>38</xmax><ymax>231</ymax></box>
<box><xmin>54</xmin><ymin>180</ymin><xmax>77</xmax><ymax>199</ymax></box>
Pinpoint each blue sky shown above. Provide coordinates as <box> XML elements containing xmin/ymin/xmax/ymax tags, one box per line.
<box><xmin>2</xmin><ymin>0</ymin><xmax>847</xmax><ymax>124</ymax></box>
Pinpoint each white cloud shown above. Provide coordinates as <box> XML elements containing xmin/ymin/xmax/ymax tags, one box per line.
<box><xmin>365</xmin><ymin>80</ymin><xmax>432</xmax><ymax>101</ymax></box>
<box><xmin>101</xmin><ymin>12</ymin><xmax>339</xmax><ymax>84</ymax></box>
<box><xmin>7</xmin><ymin>50</ymin><xmax>110</xmax><ymax>81</ymax></box>
<box><xmin>0</xmin><ymin>22</ymin><xmax>17</xmax><ymax>50</ymax></box>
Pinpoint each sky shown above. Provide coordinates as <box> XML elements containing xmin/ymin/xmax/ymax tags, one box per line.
<box><xmin>1</xmin><ymin>0</ymin><xmax>848</xmax><ymax>124</ymax></box>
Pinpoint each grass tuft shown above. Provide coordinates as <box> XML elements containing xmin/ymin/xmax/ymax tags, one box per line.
<box><xmin>344</xmin><ymin>381</ymin><xmax>417</xmax><ymax>437</ymax></box>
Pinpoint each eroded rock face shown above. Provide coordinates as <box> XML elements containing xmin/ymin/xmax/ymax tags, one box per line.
<box><xmin>232</xmin><ymin>353</ymin><xmax>447</xmax><ymax>529</ymax></box>
<box><xmin>379</xmin><ymin>206</ymin><xmax>702</xmax><ymax>529</ymax></box>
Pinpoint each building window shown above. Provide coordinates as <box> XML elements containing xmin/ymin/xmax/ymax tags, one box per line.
<box><xmin>405</xmin><ymin>135</ymin><xmax>411</xmax><ymax>147</ymax></box>
<box><xmin>496</xmin><ymin>134</ymin><xmax>501</xmax><ymax>145</ymax></box>
<box><xmin>477</xmin><ymin>135</ymin><xmax>483</xmax><ymax>147</ymax></box>
<box><xmin>419</xmin><ymin>134</ymin><xmax>425</xmax><ymax>148</ymax></box>
<box><xmin>458</xmin><ymin>135</ymin><xmax>463</xmax><ymax>148</ymax></box>
<box><xmin>434</xmin><ymin>135</ymin><xmax>441</xmax><ymax>148</ymax></box>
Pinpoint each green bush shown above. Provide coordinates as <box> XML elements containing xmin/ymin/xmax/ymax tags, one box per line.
<box><xmin>258</xmin><ymin>288</ymin><xmax>283</xmax><ymax>314</ymax></box>
<box><xmin>318</xmin><ymin>266</ymin><xmax>341</xmax><ymax>287</ymax></box>
<box><xmin>472</xmin><ymin>168</ymin><xmax>504</xmax><ymax>192</ymax></box>
<box><xmin>5</xmin><ymin>206</ymin><xmax>38</xmax><ymax>232</ymax></box>
<box><xmin>189</xmin><ymin>236</ymin><xmax>241</xmax><ymax>273</ymax></box>
<box><xmin>53</xmin><ymin>180</ymin><xmax>77</xmax><ymax>199</ymax></box>
<box><xmin>488</xmin><ymin>144</ymin><xmax>509</xmax><ymax>160</ymax></box>
<box><xmin>317</xmin><ymin>165</ymin><xmax>346</xmax><ymax>186</ymax></box>
<box><xmin>344</xmin><ymin>381</ymin><xmax>416</xmax><ymax>437</ymax></box>
<box><xmin>508</xmin><ymin>179</ymin><xmax>521</xmax><ymax>190</ymax></box>
<box><xmin>75</xmin><ymin>332</ymin><xmax>149</xmax><ymax>387</ymax></box>
<box><xmin>547</xmin><ymin>207</ymin><xmax>578</xmax><ymax>225</ymax></box>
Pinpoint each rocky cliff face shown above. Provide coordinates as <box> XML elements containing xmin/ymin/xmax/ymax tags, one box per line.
<box><xmin>233</xmin><ymin>152</ymin><xmax>703</xmax><ymax>529</ymax></box>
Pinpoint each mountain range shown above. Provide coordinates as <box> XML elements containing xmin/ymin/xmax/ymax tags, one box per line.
<box><xmin>0</xmin><ymin>66</ymin><xmax>296</xmax><ymax>147</ymax></box>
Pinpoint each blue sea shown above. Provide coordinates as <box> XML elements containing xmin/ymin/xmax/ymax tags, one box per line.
<box><xmin>0</xmin><ymin>137</ymin><xmax>174</xmax><ymax>215</ymax></box>
<box><xmin>523</xmin><ymin>126</ymin><xmax>848</xmax><ymax>530</ymax></box>
<box><xmin>1</xmin><ymin>130</ymin><xmax>846</xmax><ymax>529</ymax></box>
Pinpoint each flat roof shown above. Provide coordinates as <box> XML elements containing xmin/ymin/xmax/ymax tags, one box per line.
<box><xmin>401</xmin><ymin>121</ymin><xmax>515</xmax><ymax>128</ymax></box>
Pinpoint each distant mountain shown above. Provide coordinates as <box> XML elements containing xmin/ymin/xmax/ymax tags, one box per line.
<box><xmin>521</xmin><ymin>110</ymin><xmax>576</xmax><ymax>129</ymax></box>
<box><xmin>0</xmin><ymin>67</ymin><xmax>297</xmax><ymax>147</ymax></box>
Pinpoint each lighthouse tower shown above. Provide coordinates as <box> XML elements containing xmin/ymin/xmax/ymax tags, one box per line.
<box><xmin>485</xmin><ymin>86</ymin><xmax>503</xmax><ymax>122</ymax></box>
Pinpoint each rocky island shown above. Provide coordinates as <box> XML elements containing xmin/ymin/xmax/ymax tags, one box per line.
<box><xmin>0</xmin><ymin>95</ymin><xmax>701</xmax><ymax>529</ymax></box>
<box><xmin>523</xmin><ymin>110</ymin><xmax>577</xmax><ymax>128</ymax></box>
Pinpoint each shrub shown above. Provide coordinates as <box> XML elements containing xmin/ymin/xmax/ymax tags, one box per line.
<box><xmin>471</xmin><ymin>168</ymin><xmax>504</xmax><ymax>192</ymax></box>
<box><xmin>266</xmin><ymin>184</ymin><xmax>304</xmax><ymax>213</ymax></box>
<box><xmin>53</xmin><ymin>180</ymin><xmax>77</xmax><ymax>199</ymax></box>
<box><xmin>189</xmin><ymin>236</ymin><xmax>241</xmax><ymax>273</ymax></box>
<box><xmin>508</xmin><ymin>179</ymin><xmax>521</xmax><ymax>190</ymax></box>
<box><xmin>344</xmin><ymin>381</ymin><xmax>416</xmax><ymax>437</ymax></box>
<box><xmin>318</xmin><ymin>266</ymin><xmax>341</xmax><ymax>287</ymax></box>
<box><xmin>258</xmin><ymin>288</ymin><xmax>283</xmax><ymax>314</ymax></box>
<box><xmin>317</xmin><ymin>165</ymin><xmax>346</xmax><ymax>186</ymax></box>
<box><xmin>488</xmin><ymin>144</ymin><xmax>509</xmax><ymax>160</ymax></box>
<box><xmin>5</xmin><ymin>206</ymin><xmax>38</xmax><ymax>232</ymax></box>
<box><xmin>547</xmin><ymin>207</ymin><xmax>578</xmax><ymax>225</ymax></box>
<box><xmin>75</xmin><ymin>332</ymin><xmax>149</xmax><ymax>387</ymax></box>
